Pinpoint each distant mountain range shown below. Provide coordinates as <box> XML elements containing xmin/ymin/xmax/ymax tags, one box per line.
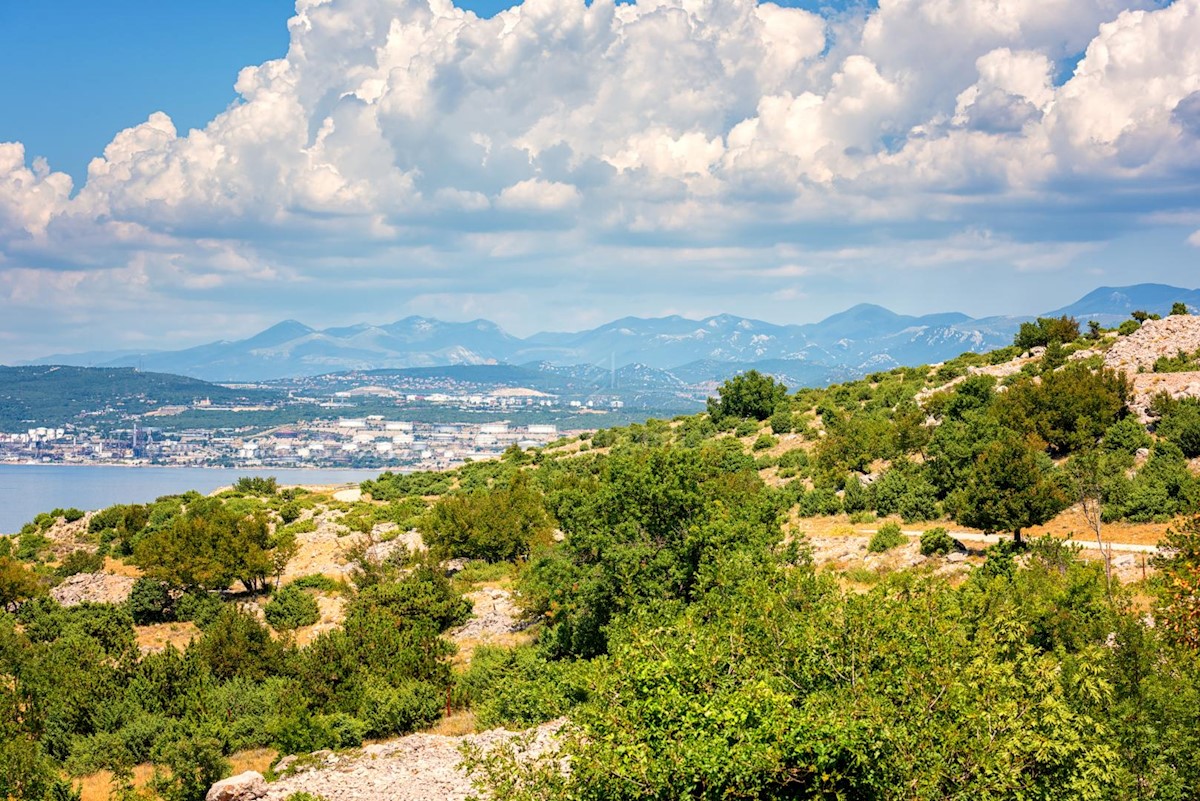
<box><xmin>19</xmin><ymin>283</ymin><xmax>1200</xmax><ymax>384</ymax></box>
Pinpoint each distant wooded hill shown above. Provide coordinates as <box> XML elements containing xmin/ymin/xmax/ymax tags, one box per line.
<box><xmin>0</xmin><ymin>366</ymin><xmax>274</xmax><ymax>431</ymax></box>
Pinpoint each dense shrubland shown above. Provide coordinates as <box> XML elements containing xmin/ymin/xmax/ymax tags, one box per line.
<box><xmin>3</xmin><ymin>309</ymin><xmax>1200</xmax><ymax>800</ymax></box>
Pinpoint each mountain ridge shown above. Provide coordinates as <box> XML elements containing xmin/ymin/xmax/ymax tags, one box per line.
<box><xmin>17</xmin><ymin>283</ymin><xmax>1197</xmax><ymax>383</ymax></box>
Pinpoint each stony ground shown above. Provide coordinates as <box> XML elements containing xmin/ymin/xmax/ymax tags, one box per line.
<box><xmin>262</xmin><ymin>720</ymin><xmax>564</xmax><ymax>801</ymax></box>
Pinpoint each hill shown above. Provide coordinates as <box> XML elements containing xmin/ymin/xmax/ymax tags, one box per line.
<box><xmin>0</xmin><ymin>366</ymin><xmax>277</xmax><ymax>430</ymax></box>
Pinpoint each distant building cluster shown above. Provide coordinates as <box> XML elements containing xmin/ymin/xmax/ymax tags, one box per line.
<box><xmin>0</xmin><ymin>417</ymin><xmax>568</xmax><ymax>470</ymax></box>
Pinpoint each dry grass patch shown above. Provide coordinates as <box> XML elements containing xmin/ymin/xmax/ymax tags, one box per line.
<box><xmin>103</xmin><ymin>557</ymin><xmax>142</xmax><ymax>578</ymax></box>
<box><xmin>135</xmin><ymin>621</ymin><xmax>200</xmax><ymax>653</ymax></box>
<box><xmin>424</xmin><ymin>709</ymin><xmax>477</xmax><ymax>737</ymax></box>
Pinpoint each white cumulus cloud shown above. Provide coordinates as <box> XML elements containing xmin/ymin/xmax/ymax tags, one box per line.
<box><xmin>1</xmin><ymin>0</ymin><xmax>1199</xmax><ymax>356</ymax></box>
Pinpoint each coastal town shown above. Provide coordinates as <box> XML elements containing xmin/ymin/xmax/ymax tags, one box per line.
<box><xmin>0</xmin><ymin>415</ymin><xmax>575</xmax><ymax>470</ymax></box>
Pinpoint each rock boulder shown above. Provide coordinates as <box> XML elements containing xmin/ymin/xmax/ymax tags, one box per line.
<box><xmin>206</xmin><ymin>771</ymin><xmax>266</xmax><ymax>801</ymax></box>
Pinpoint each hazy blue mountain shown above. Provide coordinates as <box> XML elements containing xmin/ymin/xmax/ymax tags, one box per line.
<box><xmin>1044</xmin><ymin>284</ymin><xmax>1200</xmax><ymax>324</ymax></box>
<box><xmin>20</xmin><ymin>283</ymin><xmax>1195</xmax><ymax>384</ymax></box>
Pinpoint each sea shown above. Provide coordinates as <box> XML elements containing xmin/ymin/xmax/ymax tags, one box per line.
<box><xmin>0</xmin><ymin>464</ymin><xmax>386</xmax><ymax>535</ymax></box>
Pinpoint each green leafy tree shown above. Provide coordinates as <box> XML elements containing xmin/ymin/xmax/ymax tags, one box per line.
<box><xmin>950</xmin><ymin>432</ymin><xmax>1068</xmax><ymax>545</ymax></box>
<box><xmin>1013</xmin><ymin>315</ymin><xmax>1080</xmax><ymax>350</ymax></box>
<box><xmin>134</xmin><ymin>498</ymin><xmax>287</xmax><ymax>593</ymax></box>
<box><xmin>994</xmin><ymin>363</ymin><xmax>1129</xmax><ymax>455</ymax></box>
<box><xmin>1152</xmin><ymin>515</ymin><xmax>1200</xmax><ymax>649</ymax></box>
<box><xmin>421</xmin><ymin>472</ymin><xmax>552</xmax><ymax>562</ymax></box>
<box><xmin>1171</xmin><ymin>302</ymin><xmax>1190</xmax><ymax>316</ymax></box>
<box><xmin>0</xmin><ymin>555</ymin><xmax>45</xmax><ymax>611</ymax></box>
<box><xmin>707</xmin><ymin>370</ymin><xmax>788</xmax><ymax>423</ymax></box>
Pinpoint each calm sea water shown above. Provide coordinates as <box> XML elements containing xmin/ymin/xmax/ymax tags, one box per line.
<box><xmin>0</xmin><ymin>464</ymin><xmax>385</xmax><ymax>535</ymax></box>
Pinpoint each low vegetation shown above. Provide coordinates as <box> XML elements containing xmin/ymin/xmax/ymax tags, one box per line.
<box><xmin>3</xmin><ymin>307</ymin><xmax>1200</xmax><ymax>800</ymax></box>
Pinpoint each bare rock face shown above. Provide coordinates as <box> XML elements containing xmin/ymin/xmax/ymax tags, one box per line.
<box><xmin>50</xmin><ymin>572</ymin><xmax>137</xmax><ymax>607</ymax></box>
<box><xmin>261</xmin><ymin>721</ymin><xmax>564</xmax><ymax>801</ymax></box>
<box><xmin>1105</xmin><ymin>315</ymin><xmax>1200</xmax><ymax>373</ymax></box>
<box><xmin>206</xmin><ymin>771</ymin><xmax>267</xmax><ymax>801</ymax></box>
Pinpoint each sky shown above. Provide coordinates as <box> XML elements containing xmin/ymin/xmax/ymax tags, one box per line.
<box><xmin>1</xmin><ymin>0</ymin><xmax>1198</xmax><ymax>360</ymax></box>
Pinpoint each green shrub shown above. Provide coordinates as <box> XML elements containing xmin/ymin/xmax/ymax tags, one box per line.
<box><xmin>867</xmin><ymin>522</ymin><xmax>905</xmax><ymax>553</ymax></box>
<box><xmin>357</xmin><ymin>678</ymin><xmax>442</xmax><ymax>738</ymax></box>
<box><xmin>848</xmin><ymin>511</ymin><xmax>876</xmax><ymax>525</ymax></box>
<box><xmin>1118</xmin><ymin>320</ymin><xmax>1141</xmax><ymax>336</ymax></box>
<box><xmin>752</xmin><ymin>434</ymin><xmax>778</xmax><ymax>451</ymax></box>
<box><xmin>174</xmin><ymin>591</ymin><xmax>225</xmax><ymax>628</ymax></box>
<box><xmin>128</xmin><ymin>578</ymin><xmax>176</xmax><ymax>625</ymax></box>
<box><xmin>264</xmin><ymin>586</ymin><xmax>320</xmax><ymax>631</ymax></box>
<box><xmin>734</xmin><ymin>419</ymin><xmax>758</xmax><ymax>438</ymax></box>
<box><xmin>288</xmin><ymin>574</ymin><xmax>345</xmax><ymax>593</ymax></box>
<box><xmin>61</xmin><ymin>508</ymin><xmax>86</xmax><ymax>524</ymax></box>
<box><xmin>278</xmin><ymin>502</ymin><xmax>302</xmax><ymax>524</ymax></box>
<box><xmin>919</xmin><ymin>527</ymin><xmax>957</xmax><ymax>556</ymax></box>
<box><xmin>54</xmin><ymin>550</ymin><xmax>104</xmax><ymax>579</ymax></box>
<box><xmin>233</xmin><ymin>477</ymin><xmax>278</xmax><ymax>496</ymax></box>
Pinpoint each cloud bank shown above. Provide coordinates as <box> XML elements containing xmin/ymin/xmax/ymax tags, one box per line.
<box><xmin>2</xmin><ymin>0</ymin><xmax>1199</xmax><ymax>356</ymax></box>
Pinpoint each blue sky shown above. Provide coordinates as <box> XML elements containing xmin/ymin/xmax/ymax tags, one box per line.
<box><xmin>0</xmin><ymin>0</ymin><xmax>1197</xmax><ymax>359</ymax></box>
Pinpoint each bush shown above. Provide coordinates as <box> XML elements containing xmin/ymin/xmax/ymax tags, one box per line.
<box><xmin>278</xmin><ymin>502</ymin><xmax>302</xmax><ymax>524</ymax></box>
<box><xmin>752</xmin><ymin>433</ymin><xmax>778</xmax><ymax>451</ymax></box>
<box><xmin>128</xmin><ymin>578</ymin><xmax>176</xmax><ymax>625</ymax></box>
<box><xmin>867</xmin><ymin>522</ymin><xmax>905</xmax><ymax>553</ymax></box>
<box><xmin>919</xmin><ymin>527</ymin><xmax>957</xmax><ymax>557</ymax></box>
<box><xmin>1118</xmin><ymin>320</ymin><xmax>1141</xmax><ymax>336</ymax></box>
<box><xmin>357</xmin><ymin>678</ymin><xmax>443</xmax><ymax>738</ymax></box>
<box><xmin>54</xmin><ymin>550</ymin><xmax>104</xmax><ymax>579</ymax></box>
<box><xmin>61</xmin><ymin>508</ymin><xmax>86</xmax><ymax>524</ymax></box>
<box><xmin>175</xmin><ymin>591</ymin><xmax>224</xmax><ymax>628</ymax></box>
<box><xmin>1156</xmin><ymin>399</ymin><xmax>1200</xmax><ymax>458</ymax></box>
<box><xmin>263</xmin><ymin>585</ymin><xmax>320</xmax><ymax>631</ymax></box>
<box><xmin>233</xmin><ymin>477</ymin><xmax>278</xmax><ymax>496</ymax></box>
<box><xmin>288</xmin><ymin>574</ymin><xmax>345</xmax><ymax>593</ymax></box>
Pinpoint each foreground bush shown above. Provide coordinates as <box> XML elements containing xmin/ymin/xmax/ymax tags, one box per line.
<box><xmin>867</xmin><ymin>521</ymin><xmax>905</xmax><ymax>553</ymax></box>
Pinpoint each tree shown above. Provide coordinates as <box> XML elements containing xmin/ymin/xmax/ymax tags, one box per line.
<box><xmin>707</xmin><ymin>370</ymin><xmax>788</xmax><ymax>423</ymax></box>
<box><xmin>951</xmin><ymin>432</ymin><xmax>1068</xmax><ymax>545</ymax></box>
<box><xmin>263</xmin><ymin>585</ymin><xmax>320</xmax><ymax>631</ymax></box>
<box><xmin>1171</xmin><ymin>302</ymin><xmax>1190</xmax><ymax>316</ymax></box>
<box><xmin>1152</xmin><ymin>515</ymin><xmax>1200</xmax><ymax>649</ymax></box>
<box><xmin>0</xmin><ymin>556</ymin><xmax>44</xmax><ymax>611</ymax></box>
<box><xmin>134</xmin><ymin>498</ymin><xmax>288</xmax><ymax>593</ymax></box>
<box><xmin>1069</xmin><ymin>450</ymin><xmax>1119</xmax><ymax>599</ymax></box>
<box><xmin>1013</xmin><ymin>315</ymin><xmax>1080</xmax><ymax>350</ymax></box>
<box><xmin>421</xmin><ymin>472</ymin><xmax>553</xmax><ymax>562</ymax></box>
<box><xmin>994</xmin><ymin>363</ymin><xmax>1130</xmax><ymax>455</ymax></box>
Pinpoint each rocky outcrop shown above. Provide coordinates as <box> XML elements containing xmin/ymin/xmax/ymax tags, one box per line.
<box><xmin>206</xmin><ymin>771</ymin><xmax>267</xmax><ymax>801</ymax></box>
<box><xmin>50</xmin><ymin>572</ymin><xmax>137</xmax><ymax>606</ymax></box>
<box><xmin>260</xmin><ymin>721</ymin><xmax>564</xmax><ymax>801</ymax></box>
<box><xmin>450</xmin><ymin>588</ymin><xmax>530</xmax><ymax>641</ymax></box>
<box><xmin>1128</xmin><ymin>371</ymin><xmax>1200</xmax><ymax>422</ymax></box>
<box><xmin>1105</xmin><ymin>315</ymin><xmax>1200</xmax><ymax>373</ymax></box>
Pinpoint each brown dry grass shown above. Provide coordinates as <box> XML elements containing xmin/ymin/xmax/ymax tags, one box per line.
<box><xmin>77</xmin><ymin>764</ymin><xmax>156</xmax><ymax>801</ymax></box>
<box><xmin>76</xmin><ymin>748</ymin><xmax>276</xmax><ymax>801</ymax></box>
<box><xmin>134</xmin><ymin>621</ymin><xmax>200</xmax><ymax>653</ymax></box>
<box><xmin>103</xmin><ymin>557</ymin><xmax>142</xmax><ymax>577</ymax></box>
<box><xmin>450</xmin><ymin>628</ymin><xmax>537</xmax><ymax>671</ymax></box>
<box><xmin>424</xmin><ymin>709</ymin><xmax>478</xmax><ymax>737</ymax></box>
<box><xmin>787</xmin><ymin>507</ymin><xmax>1173</xmax><ymax>548</ymax></box>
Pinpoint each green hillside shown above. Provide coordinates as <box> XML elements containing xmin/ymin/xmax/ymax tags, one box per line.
<box><xmin>0</xmin><ymin>366</ymin><xmax>276</xmax><ymax>431</ymax></box>
<box><xmin>2</xmin><ymin>312</ymin><xmax>1200</xmax><ymax>800</ymax></box>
